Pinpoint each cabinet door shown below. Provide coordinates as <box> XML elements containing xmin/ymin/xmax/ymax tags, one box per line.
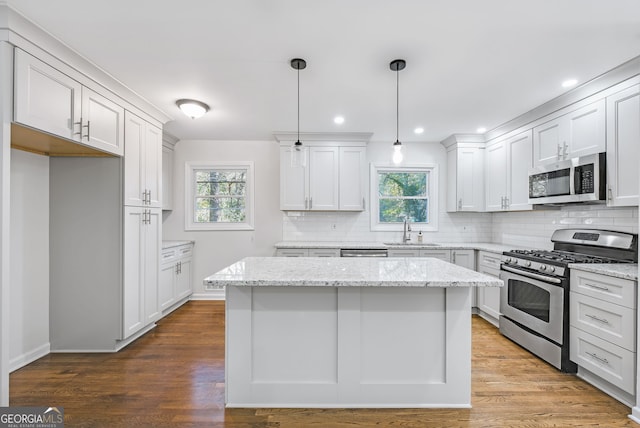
<box><xmin>485</xmin><ymin>141</ymin><xmax>507</xmax><ymax>211</ymax></box>
<box><xmin>123</xmin><ymin>207</ymin><xmax>145</xmax><ymax>338</ymax></box>
<box><xmin>81</xmin><ymin>87</ymin><xmax>125</xmax><ymax>155</ymax></box>
<box><xmin>175</xmin><ymin>258</ymin><xmax>193</xmax><ymax>301</ymax></box>
<box><xmin>606</xmin><ymin>85</ymin><xmax>640</xmax><ymax>207</ymax></box>
<box><xmin>162</xmin><ymin>146</ymin><xmax>174</xmax><ymax>210</ymax></box>
<box><xmin>309</xmin><ymin>147</ymin><xmax>339</xmax><ymax>210</ymax></box>
<box><xmin>144</xmin><ymin>124</ymin><xmax>163</xmax><ymax>208</ymax></box>
<box><xmin>533</xmin><ymin>117</ymin><xmax>563</xmax><ymax>166</ymax></box>
<box><xmin>14</xmin><ymin>49</ymin><xmax>82</xmax><ymax>141</ymax></box>
<box><xmin>159</xmin><ymin>261</ymin><xmax>176</xmax><ymax>311</ymax></box>
<box><xmin>566</xmin><ymin>99</ymin><xmax>605</xmax><ymax>158</ymax></box>
<box><xmin>280</xmin><ymin>146</ymin><xmax>308</xmax><ymax>210</ymax></box>
<box><xmin>457</xmin><ymin>148</ymin><xmax>484</xmax><ymax>211</ymax></box>
<box><xmin>124</xmin><ymin>112</ymin><xmax>145</xmax><ymax>206</ymax></box>
<box><xmin>144</xmin><ymin>209</ymin><xmax>161</xmax><ymax>324</ymax></box>
<box><xmin>451</xmin><ymin>250</ymin><xmax>475</xmax><ymax>270</ymax></box>
<box><xmin>506</xmin><ymin>130</ymin><xmax>533</xmax><ymax>210</ymax></box>
<box><xmin>339</xmin><ymin>146</ymin><xmax>366</xmax><ymax>211</ymax></box>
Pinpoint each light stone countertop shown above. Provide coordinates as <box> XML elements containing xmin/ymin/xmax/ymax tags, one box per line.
<box><xmin>162</xmin><ymin>240</ymin><xmax>195</xmax><ymax>249</ymax></box>
<box><xmin>274</xmin><ymin>241</ymin><xmax>528</xmax><ymax>255</ymax></box>
<box><xmin>569</xmin><ymin>263</ymin><xmax>638</xmax><ymax>281</ymax></box>
<box><xmin>203</xmin><ymin>256</ymin><xmax>503</xmax><ymax>288</ymax></box>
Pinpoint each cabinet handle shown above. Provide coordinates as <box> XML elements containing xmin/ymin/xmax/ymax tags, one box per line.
<box><xmin>82</xmin><ymin>120</ymin><xmax>91</xmax><ymax>140</ymax></box>
<box><xmin>362</xmin><ymin>197</ymin><xmax>365</xmax><ymax>210</ymax></box>
<box><xmin>304</xmin><ymin>197</ymin><xmax>308</xmax><ymax>210</ymax></box>
<box><xmin>310</xmin><ymin>197</ymin><xmax>313</xmax><ymax>209</ymax></box>
<box><xmin>585</xmin><ymin>314</ymin><xmax>610</xmax><ymax>324</ymax></box>
<box><xmin>452</xmin><ymin>251</ymin><xmax>456</xmax><ymax>263</ymax></box>
<box><xmin>563</xmin><ymin>142</ymin><xmax>568</xmax><ymax>158</ymax></box>
<box><xmin>73</xmin><ymin>117</ymin><xmax>83</xmax><ymax>136</ymax></box>
<box><xmin>585</xmin><ymin>351</ymin><xmax>609</xmax><ymax>365</ymax></box>
<box><xmin>585</xmin><ymin>282</ymin><xmax>610</xmax><ymax>292</ymax></box>
<box><xmin>557</xmin><ymin>144</ymin><xmax>562</xmax><ymax>159</ymax></box>
<box><xmin>458</xmin><ymin>198</ymin><xmax>462</xmax><ymax>210</ymax></box>
<box><xmin>148</xmin><ymin>190</ymin><xmax>151</xmax><ymax>204</ymax></box>
<box><xmin>504</xmin><ymin>197</ymin><xmax>509</xmax><ymax>209</ymax></box>
<box><xmin>176</xmin><ymin>262</ymin><xmax>180</xmax><ymax>275</ymax></box>
<box><xmin>607</xmin><ymin>186</ymin><xmax>613</xmax><ymax>203</ymax></box>
<box><xmin>500</xmin><ymin>196</ymin><xmax>504</xmax><ymax>209</ymax></box>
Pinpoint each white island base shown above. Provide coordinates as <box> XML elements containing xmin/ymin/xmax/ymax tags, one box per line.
<box><xmin>226</xmin><ymin>285</ymin><xmax>473</xmax><ymax>408</ymax></box>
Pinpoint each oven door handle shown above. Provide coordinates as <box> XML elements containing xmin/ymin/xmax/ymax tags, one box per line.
<box><xmin>501</xmin><ymin>265</ymin><xmax>563</xmax><ymax>284</ymax></box>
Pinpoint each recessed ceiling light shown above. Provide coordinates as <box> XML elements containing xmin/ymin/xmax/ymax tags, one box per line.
<box><xmin>414</xmin><ymin>127</ymin><xmax>424</xmax><ymax>134</ymax></box>
<box><xmin>477</xmin><ymin>127</ymin><xmax>487</xmax><ymax>133</ymax></box>
<box><xmin>334</xmin><ymin>116</ymin><xmax>345</xmax><ymax>124</ymax></box>
<box><xmin>562</xmin><ymin>79</ymin><xmax>578</xmax><ymax>88</ymax></box>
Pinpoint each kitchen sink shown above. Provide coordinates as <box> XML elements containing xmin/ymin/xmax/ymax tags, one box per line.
<box><xmin>383</xmin><ymin>242</ymin><xmax>440</xmax><ymax>246</ymax></box>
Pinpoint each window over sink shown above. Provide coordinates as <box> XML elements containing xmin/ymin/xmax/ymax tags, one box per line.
<box><xmin>370</xmin><ymin>164</ymin><xmax>438</xmax><ymax>231</ymax></box>
<box><xmin>185</xmin><ymin>161</ymin><xmax>254</xmax><ymax>230</ymax></box>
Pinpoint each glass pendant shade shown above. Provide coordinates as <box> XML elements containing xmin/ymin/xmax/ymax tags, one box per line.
<box><xmin>291</xmin><ymin>141</ymin><xmax>307</xmax><ymax>167</ymax></box>
<box><xmin>392</xmin><ymin>141</ymin><xmax>403</xmax><ymax>165</ymax></box>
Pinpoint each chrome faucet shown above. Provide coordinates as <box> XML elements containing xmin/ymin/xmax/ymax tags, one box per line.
<box><xmin>402</xmin><ymin>216</ymin><xmax>412</xmax><ymax>243</ymax></box>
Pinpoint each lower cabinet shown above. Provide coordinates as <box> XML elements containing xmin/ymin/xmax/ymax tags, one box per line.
<box><xmin>475</xmin><ymin>251</ymin><xmax>502</xmax><ymax>327</ymax></box>
<box><xmin>569</xmin><ymin>270</ymin><xmax>637</xmax><ymax>405</ymax></box>
<box><xmin>160</xmin><ymin>243</ymin><xmax>194</xmax><ymax>313</ymax></box>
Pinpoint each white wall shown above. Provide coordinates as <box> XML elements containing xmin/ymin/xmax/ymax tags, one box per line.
<box><xmin>162</xmin><ymin>140</ymin><xmax>283</xmax><ymax>297</ymax></box>
<box><xmin>282</xmin><ymin>140</ymin><xmax>493</xmax><ymax>243</ymax></box>
<box><xmin>9</xmin><ymin>149</ymin><xmax>49</xmax><ymax>370</ymax></box>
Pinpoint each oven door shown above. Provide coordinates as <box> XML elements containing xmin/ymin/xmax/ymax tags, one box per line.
<box><xmin>499</xmin><ymin>267</ymin><xmax>565</xmax><ymax>344</ymax></box>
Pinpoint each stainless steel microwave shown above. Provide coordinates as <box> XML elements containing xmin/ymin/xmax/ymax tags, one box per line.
<box><xmin>528</xmin><ymin>153</ymin><xmax>606</xmax><ymax>205</ymax></box>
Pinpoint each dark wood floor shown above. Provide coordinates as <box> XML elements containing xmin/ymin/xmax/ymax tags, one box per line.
<box><xmin>10</xmin><ymin>300</ymin><xmax>636</xmax><ymax>427</ymax></box>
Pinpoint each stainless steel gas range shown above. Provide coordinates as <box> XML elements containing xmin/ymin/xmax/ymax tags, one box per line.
<box><xmin>499</xmin><ymin>229</ymin><xmax>637</xmax><ymax>373</ymax></box>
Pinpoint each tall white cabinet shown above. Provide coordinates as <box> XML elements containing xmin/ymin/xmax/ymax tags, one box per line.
<box><xmin>441</xmin><ymin>135</ymin><xmax>485</xmax><ymax>212</ymax></box>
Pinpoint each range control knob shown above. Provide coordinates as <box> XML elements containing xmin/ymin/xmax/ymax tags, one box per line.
<box><xmin>504</xmin><ymin>258</ymin><xmax>512</xmax><ymax>264</ymax></box>
<box><xmin>539</xmin><ymin>265</ymin><xmax>547</xmax><ymax>271</ymax></box>
<box><xmin>548</xmin><ymin>266</ymin><xmax>556</xmax><ymax>273</ymax></box>
<box><xmin>524</xmin><ymin>261</ymin><xmax>532</xmax><ymax>267</ymax></box>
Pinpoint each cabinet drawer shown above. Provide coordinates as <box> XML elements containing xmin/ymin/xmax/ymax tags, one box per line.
<box><xmin>388</xmin><ymin>249</ymin><xmax>421</xmax><ymax>257</ymax></box>
<box><xmin>276</xmin><ymin>249</ymin><xmax>309</xmax><ymax>257</ymax></box>
<box><xmin>570</xmin><ymin>270</ymin><xmax>636</xmax><ymax>309</ymax></box>
<box><xmin>177</xmin><ymin>244</ymin><xmax>193</xmax><ymax>259</ymax></box>
<box><xmin>308</xmin><ymin>248</ymin><xmax>340</xmax><ymax>257</ymax></box>
<box><xmin>420</xmin><ymin>249</ymin><xmax>451</xmax><ymax>261</ymax></box>
<box><xmin>161</xmin><ymin>248</ymin><xmax>177</xmax><ymax>265</ymax></box>
<box><xmin>570</xmin><ymin>291</ymin><xmax>635</xmax><ymax>351</ymax></box>
<box><xmin>478</xmin><ymin>251</ymin><xmax>501</xmax><ymax>270</ymax></box>
<box><xmin>478</xmin><ymin>266</ymin><xmax>500</xmax><ymax>278</ymax></box>
<box><xmin>570</xmin><ymin>327</ymin><xmax>635</xmax><ymax>394</ymax></box>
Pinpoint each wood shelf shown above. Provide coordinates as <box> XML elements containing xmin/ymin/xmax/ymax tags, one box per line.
<box><xmin>11</xmin><ymin>123</ymin><xmax>115</xmax><ymax>157</ymax></box>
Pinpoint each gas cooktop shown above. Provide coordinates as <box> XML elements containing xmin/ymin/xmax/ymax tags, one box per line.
<box><xmin>506</xmin><ymin>249</ymin><xmax>631</xmax><ymax>265</ymax></box>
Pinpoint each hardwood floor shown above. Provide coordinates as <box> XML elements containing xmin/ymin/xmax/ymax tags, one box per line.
<box><xmin>10</xmin><ymin>300</ymin><xmax>636</xmax><ymax>427</ymax></box>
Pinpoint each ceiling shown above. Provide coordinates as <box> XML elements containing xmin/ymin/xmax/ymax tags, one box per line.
<box><xmin>6</xmin><ymin>0</ymin><xmax>640</xmax><ymax>143</ymax></box>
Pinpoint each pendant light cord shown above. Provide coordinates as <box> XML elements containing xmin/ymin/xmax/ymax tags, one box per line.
<box><xmin>297</xmin><ymin>66</ymin><xmax>300</xmax><ymax>143</ymax></box>
<box><xmin>396</xmin><ymin>67</ymin><xmax>399</xmax><ymax>143</ymax></box>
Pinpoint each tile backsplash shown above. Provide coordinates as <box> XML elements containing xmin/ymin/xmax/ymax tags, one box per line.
<box><xmin>282</xmin><ymin>205</ymin><xmax>638</xmax><ymax>248</ymax></box>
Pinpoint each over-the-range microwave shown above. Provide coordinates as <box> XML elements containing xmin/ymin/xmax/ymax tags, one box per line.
<box><xmin>528</xmin><ymin>153</ymin><xmax>606</xmax><ymax>205</ymax></box>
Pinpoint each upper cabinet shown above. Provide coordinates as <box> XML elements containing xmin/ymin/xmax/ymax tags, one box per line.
<box><xmin>278</xmin><ymin>133</ymin><xmax>369</xmax><ymax>212</ymax></box>
<box><xmin>442</xmin><ymin>135</ymin><xmax>485</xmax><ymax>212</ymax></box>
<box><xmin>485</xmin><ymin>130</ymin><xmax>533</xmax><ymax>212</ymax></box>
<box><xmin>533</xmin><ymin>99</ymin><xmax>605</xmax><ymax>166</ymax></box>
<box><xmin>14</xmin><ymin>48</ymin><xmax>125</xmax><ymax>156</ymax></box>
<box><xmin>124</xmin><ymin>111</ymin><xmax>162</xmax><ymax>208</ymax></box>
<box><xmin>606</xmin><ymin>84</ymin><xmax>640</xmax><ymax>207</ymax></box>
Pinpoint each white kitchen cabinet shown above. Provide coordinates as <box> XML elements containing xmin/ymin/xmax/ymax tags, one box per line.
<box><xmin>124</xmin><ymin>111</ymin><xmax>162</xmax><ymax>208</ymax></box>
<box><xmin>123</xmin><ymin>207</ymin><xmax>161</xmax><ymax>339</ymax></box>
<box><xmin>485</xmin><ymin>130</ymin><xmax>533</xmax><ymax>212</ymax></box>
<box><xmin>279</xmin><ymin>144</ymin><xmax>366</xmax><ymax>211</ymax></box>
<box><xmin>160</xmin><ymin>243</ymin><xmax>193</xmax><ymax>313</ymax></box>
<box><xmin>606</xmin><ymin>84</ymin><xmax>640</xmax><ymax>207</ymax></box>
<box><xmin>339</xmin><ymin>146</ymin><xmax>366</xmax><ymax>210</ymax></box>
<box><xmin>308</xmin><ymin>248</ymin><xmax>340</xmax><ymax>257</ymax></box>
<box><xmin>451</xmin><ymin>250</ymin><xmax>475</xmax><ymax>270</ymax></box>
<box><xmin>14</xmin><ymin>48</ymin><xmax>125</xmax><ymax>156</ymax></box>
<box><xmin>570</xmin><ymin>270</ymin><xmax>637</xmax><ymax>402</ymax></box>
<box><xmin>475</xmin><ymin>251</ymin><xmax>502</xmax><ymax>326</ymax></box>
<box><xmin>275</xmin><ymin>248</ymin><xmax>309</xmax><ymax>257</ymax></box>
<box><xmin>442</xmin><ymin>137</ymin><xmax>485</xmax><ymax>212</ymax></box>
<box><xmin>533</xmin><ymin>99</ymin><xmax>605</xmax><ymax>166</ymax></box>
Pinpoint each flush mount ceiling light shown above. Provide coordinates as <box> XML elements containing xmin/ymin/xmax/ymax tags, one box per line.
<box><xmin>390</xmin><ymin>59</ymin><xmax>406</xmax><ymax>165</ymax></box>
<box><xmin>290</xmin><ymin>58</ymin><xmax>307</xmax><ymax>167</ymax></box>
<box><xmin>176</xmin><ymin>99</ymin><xmax>210</xmax><ymax>119</ymax></box>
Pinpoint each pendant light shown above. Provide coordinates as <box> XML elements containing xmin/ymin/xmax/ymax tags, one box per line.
<box><xmin>290</xmin><ymin>58</ymin><xmax>307</xmax><ymax>167</ymax></box>
<box><xmin>390</xmin><ymin>59</ymin><xmax>406</xmax><ymax>165</ymax></box>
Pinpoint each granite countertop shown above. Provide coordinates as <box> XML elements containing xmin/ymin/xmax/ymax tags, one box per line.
<box><xmin>162</xmin><ymin>240</ymin><xmax>195</xmax><ymax>249</ymax></box>
<box><xmin>569</xmin><ymin>263</ymin><xmax>638</xmax><ymax>281</ymax></box>
<box><xmin>274</xmin><ymin>241</ymin><xmax>526</xmax><ymax>254</ymax></box>
<box><xmin>203</xmin><ymin>256</ymin><xmax>503</xmax><ymax>288</ymax></box>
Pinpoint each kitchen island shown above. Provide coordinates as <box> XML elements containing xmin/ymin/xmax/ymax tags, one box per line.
<box><xmin>203</xmin><ymin>256</ymin><xmax>503</xmax><ymax>408</ymax></box>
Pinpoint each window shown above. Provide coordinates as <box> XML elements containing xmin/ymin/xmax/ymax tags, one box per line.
<box><xmin>185</xmin><ymin>161</ymin><xmax>254</xmax><ymax>230</ymax></box>
<box><xmin>370</xmin><ymin>164</ymin><xmax>438</xmax><ymax>231</ymax></box>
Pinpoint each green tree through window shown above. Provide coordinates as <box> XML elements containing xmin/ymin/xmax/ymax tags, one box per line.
<box><xmin>378</xmin><ymin>171</ymin><xmax>428</xmax><ymax>223</ymax></box>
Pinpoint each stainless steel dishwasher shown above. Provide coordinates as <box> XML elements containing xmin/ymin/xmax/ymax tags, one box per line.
<box><xmin>340</xmin><ymin>249</ymin><xmax>388</xmax><ymax>257</ymax></box>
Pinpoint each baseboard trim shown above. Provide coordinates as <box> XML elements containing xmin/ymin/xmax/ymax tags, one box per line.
<box><xmin>191</xmin><ymin>291</ymin><xmax>225</xmax><ymax>301</ymax></box>
<box><xmin>10</xmin><ymin>343</ymin><xmax>50</xmax><ymax>372</ymax></box>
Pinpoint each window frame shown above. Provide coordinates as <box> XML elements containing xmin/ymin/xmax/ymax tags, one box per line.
<box><xmin>369</xmin><ymin>163</ymin><xmax>438</xmax><ymax>232</ymax></box>
<box><xmin>185</xmin><ymin>161</ymin><xmax>255</xmax><ymax>231</ymax></box>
